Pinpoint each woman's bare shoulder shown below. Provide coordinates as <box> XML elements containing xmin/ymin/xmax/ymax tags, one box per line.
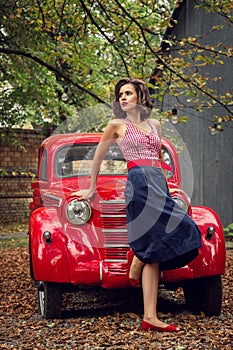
<box><xmin>149</xmin><ymin>118</ymin><xmax>161</xmax><ymax>127</ymax></box>
<box><xmin>108</xmin><ymin>118</ymin><xmax>126</xmax><ymax>126</ymax></box>
<box><xmin>102</xmin><ymin>118</ymin><xmax>126</xmax><ymax>139</ymax></box>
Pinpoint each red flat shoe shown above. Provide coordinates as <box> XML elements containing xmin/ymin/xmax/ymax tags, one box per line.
<box><xmin>142</xmin><ymin>320</ymin><xmax>180</xmax><ymax>332</ymax></box>
<box><xmin>127</xmin><ymin>250</ymin><xmax>141</xmax><ymax>287</ymax></box>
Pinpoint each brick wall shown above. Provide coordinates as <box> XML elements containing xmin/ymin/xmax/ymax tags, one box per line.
<box><xmin>0</xmin><ymin>129</ymin><xmax>46</xmax><ymax>172</ymax></box>
<box><xmin>0</xmin><ymin>129</ymin><xmax>47</xmax><ymax>224</ymax></box>
<box><xmin>0</xmin><ymin>176</ymin><xmax>32</xmax><ymax>223</ymax></box>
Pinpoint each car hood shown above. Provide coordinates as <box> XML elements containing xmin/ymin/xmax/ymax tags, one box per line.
<box><xmin>48</xmin><ymin>176</ymin><xmax>127</xmax><ymax>202</ymax></box>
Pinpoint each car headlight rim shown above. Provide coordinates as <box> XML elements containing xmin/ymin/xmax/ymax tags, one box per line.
<box><xmin>66</xmin><ymin>199</ymin><xmax>92</xmax><ymax>225</ymax></box>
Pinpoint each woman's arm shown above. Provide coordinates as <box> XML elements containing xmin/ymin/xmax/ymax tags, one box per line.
<box><xmin>71</xmin><ymin>121</ymin><xmax>120</xmax><ymax>199</ymax></box>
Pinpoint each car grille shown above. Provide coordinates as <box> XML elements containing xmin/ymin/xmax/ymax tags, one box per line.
<box><xmin>100</xmin><ymin>200</ymin><xmax>129</xmax><ymax>262</ymax></box>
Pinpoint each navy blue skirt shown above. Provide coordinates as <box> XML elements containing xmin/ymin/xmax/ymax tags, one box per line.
<box><xmin>125</xmin><ymin>166</ymin><xmax>202</xmax><ymax>271</ymax></box>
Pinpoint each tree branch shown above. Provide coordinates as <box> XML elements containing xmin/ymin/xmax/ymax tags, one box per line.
<box><xmin>114</xmin><ymin>0</ymin><xmax>233</xmax><ymax>117</ymax></box>
<box><xmin>0</xmin><ymin>47</ymin><xmax>110</xmax><ymax>106</ymax></box>
<box><xmin>79</xmin><ymin>0</ymin><xmax>130</xmax><ymax>76</ymax></box>
<box><xmin>36</xmin><ymin>0</ymin><xmax>46</xmax><ymax>29</ymax></box>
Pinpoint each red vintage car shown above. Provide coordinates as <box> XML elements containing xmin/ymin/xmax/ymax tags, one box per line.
<box><xmin>29</xmin><ymin>133</ymin><xmax>226</xmax><ymax>319</ymax></box>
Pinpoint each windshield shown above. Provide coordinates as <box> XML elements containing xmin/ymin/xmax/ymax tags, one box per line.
<box><xmin>54</xmin><ymin>143</ymin><xmax>174</xmax><ymax>178</ymax></box>
<box><xmin>55</xmin><ymin>143</ymin><xmax>127</xmax><ymax>177</ymax></box>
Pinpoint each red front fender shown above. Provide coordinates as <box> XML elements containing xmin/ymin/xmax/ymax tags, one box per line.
<box><xmin>29</xmin><ymin>207</ymin><xmax>70</xmax><ymax>283</ymax></box>
<box><xmin>191</xmin><ymin>206</ymin><xmax>226</xmax><ymax>278</ymax></box>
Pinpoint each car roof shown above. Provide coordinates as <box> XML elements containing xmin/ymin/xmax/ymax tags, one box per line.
<box><xmin>41</xmin><ymin>132</ymin><xmax>174</xmax><ymax>150</ymax></box>
<box><xmin>41</xmin><ymin>133</ymin><xmax>103</xmax><ymax>149</ymax></box>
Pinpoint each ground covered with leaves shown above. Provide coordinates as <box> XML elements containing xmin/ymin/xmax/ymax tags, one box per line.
<box><xmin>0</xmin><ymin>237</ymin><xmax>232</xmax><ymax>350</ymax></box>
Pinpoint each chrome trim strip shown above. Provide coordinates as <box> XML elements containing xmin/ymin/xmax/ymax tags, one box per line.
<box><xmin>101</xmin><ymin>214</ymin><xmax>126</xmax><ymax>218</ymax></box>
<box><xmin>103</xmin><ymin>229</ymin><xmax>128</xmax><ymax>233</ymax></box>
<box><xmin>43</xmin><ymin>193</ymin><xmax>62</xmax><ymax>207</ymax></box>
<box><xmin>100</xmin><ymin>200</ymin><xmax>125</xmax><ymax>204</ymax></box>
<box><xmin>104</xmin><ymin>259</ymin><xmax>127</xmax><ymax>263</ymax></box>
<box><xmin>104</xmin><ymin>244</ymin><xmax>129</xmax><ymax>248</ymax></box>
<box><xmin>99</xmin><ymin>261</ymin><xmax>103</xmax><ymax>281</ymax></box>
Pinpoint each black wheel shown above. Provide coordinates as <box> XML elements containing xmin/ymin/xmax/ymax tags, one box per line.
<box><xmin>38</xmin><ymin>282</ymin><xmax>62</xmax><ymax>319</ymax></box>
<box><xmin>183</xmin><ymin>275</ymin><xmax>222</xmax><ymax>316</ymax></box>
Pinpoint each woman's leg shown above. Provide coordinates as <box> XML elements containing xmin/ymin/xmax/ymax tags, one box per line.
<box><xmin>142</xmin><ymin>263</ymin><xmax>170</xmax><ymax>327</ymax></box>
<box><xmin>128</xmin><ymin>254</ymin><xmax>144</xmax><ymax>280</ymax></box>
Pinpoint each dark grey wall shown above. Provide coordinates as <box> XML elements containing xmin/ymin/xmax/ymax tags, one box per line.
<box><xmin>163</xmin><ymin>0</ymin><xmax>233</xmax><ymax>226</ymax></box>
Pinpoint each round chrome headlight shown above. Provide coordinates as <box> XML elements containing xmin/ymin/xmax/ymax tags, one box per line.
<box><xmin>173</xmin><ymin>196</ymin><xmax>188</xmax><ymax>212</ymax></box>
<box><xmin>66</xmin><ymin>199</ymin><xmax>92</xmax><ymax>225</ymax></box>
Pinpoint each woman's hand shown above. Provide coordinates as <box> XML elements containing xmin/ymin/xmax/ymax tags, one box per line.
<box><xmin>71</xmin><ymin>188</ymin><xmax>96</xmax><ymax>200</ymax></box>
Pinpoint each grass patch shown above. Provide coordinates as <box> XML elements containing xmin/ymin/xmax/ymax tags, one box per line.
<box><xmin>0</xmin><ymin>223</ymin><xmax>28</xmax><ymax>235</ymax></box>
<box><xmin>0</xmin><ymin>236</ymin><xmax>28</xmax><ymax>249</ymax></box>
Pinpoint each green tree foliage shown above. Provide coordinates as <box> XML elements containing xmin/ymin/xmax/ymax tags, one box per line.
<box><xmin>0</xmin><ymin>0</ymin><xmax>232</xmax><ymax>138</ymax></box>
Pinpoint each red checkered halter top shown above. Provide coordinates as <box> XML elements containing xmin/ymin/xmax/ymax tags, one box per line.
<box><xmin>119</xmin><ymin>118</ymin><xmax>161</xmax><ymax>161</ymax></box>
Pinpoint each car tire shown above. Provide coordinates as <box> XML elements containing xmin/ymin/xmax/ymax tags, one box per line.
<box><xmin>38</xmin><ymin>282</ymin><xmax>62</xmax><ymax>319</ymax></box>
<box><xmin>183</xmin><ymin>275</ymin><xmax>222</xmax><ymax>316</ymax></box>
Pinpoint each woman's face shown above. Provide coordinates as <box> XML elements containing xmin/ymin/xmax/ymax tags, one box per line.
<box><xmin>118</xmin><ymin>83</ymin><xmax>138</xmax><ymax>113</ymax></box>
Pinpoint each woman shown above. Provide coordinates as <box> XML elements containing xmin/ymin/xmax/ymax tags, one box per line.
<box><xmin>72</xmin><ymin>78</ymin><xmax>202</xmax><ymax>332</ymax></box>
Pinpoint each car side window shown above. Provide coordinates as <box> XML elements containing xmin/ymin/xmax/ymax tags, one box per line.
<box><xmin>39</xmin><ymin>148</ymin><xmax>48</xmax><ymax>181</ymax></box>
<box><xmin>162</xmin><ymin>147</ymin><xmax>174</xmax><ymax>179</ymax></box>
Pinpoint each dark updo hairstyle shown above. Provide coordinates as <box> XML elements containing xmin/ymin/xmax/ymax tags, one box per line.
<box><xmin>113</xmin><ymin>77</ymin><xmax>153</xmax><ymax>121</ymax></box>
